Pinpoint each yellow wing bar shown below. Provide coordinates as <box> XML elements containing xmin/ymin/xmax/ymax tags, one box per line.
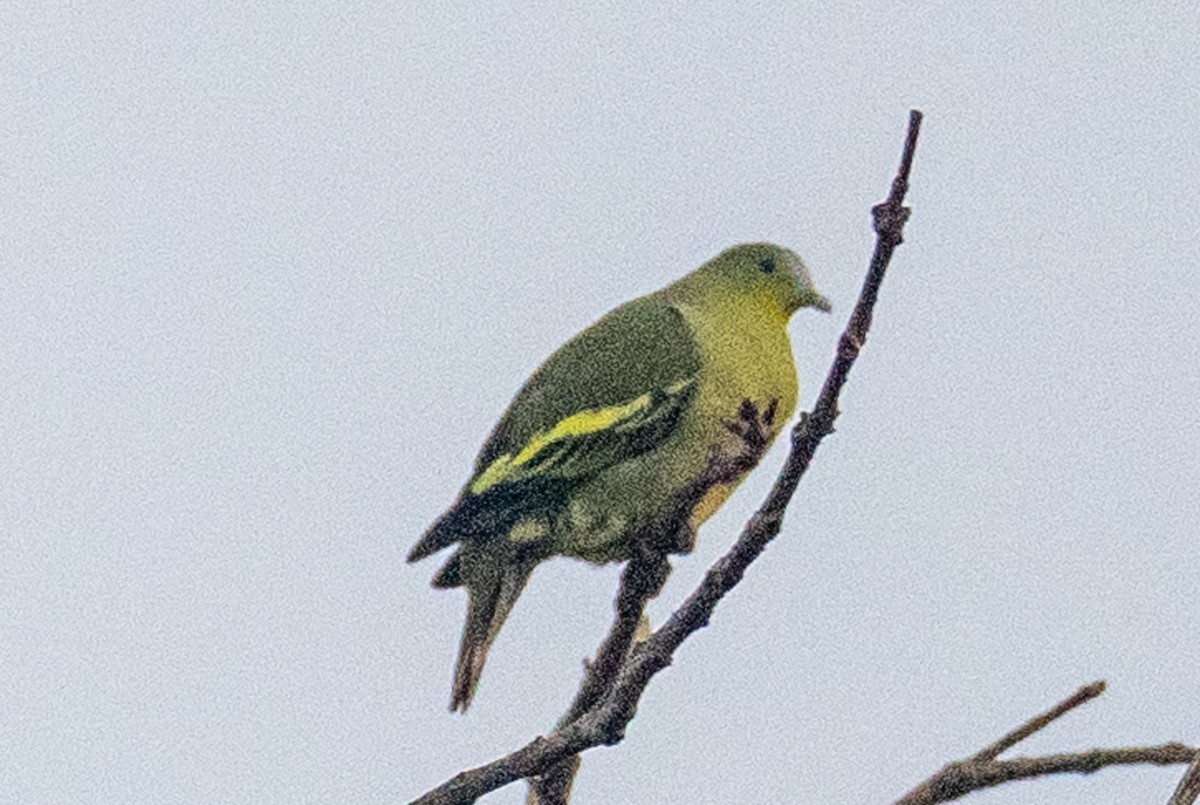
<box><xmin>470</xmin><ymin>378</ymin><xmax>694</xmax><ymax>496</ymax></box>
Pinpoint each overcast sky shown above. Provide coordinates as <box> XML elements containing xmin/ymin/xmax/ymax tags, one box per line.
<box><xmin>3</xmin><ymin>2</ymin><xmax>1199</xmax><ymax>803</ymax></box>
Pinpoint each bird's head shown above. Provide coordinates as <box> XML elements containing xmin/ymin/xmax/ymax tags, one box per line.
<box><xmin>685</xmin><ymin>243</ymin><xmax>831</xmax><ymax>321</ymax></box>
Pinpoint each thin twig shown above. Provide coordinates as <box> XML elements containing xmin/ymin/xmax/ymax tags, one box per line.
<box><xmin>896</xmin><ymin>681</ymin><xmax>1194</xmax><ymax>805</ymax></box>
<box><xmin>897</xmin><ymin>745</ymin><xmax>1196</xmax><ymax>805</ymax></box>
<box><xmin>970</xmin><ymin>680</ymin><xmax>1106</xmax><ymax>763</ymax></box>
<box><xmin>409</xmin><ymin>109</ymin><xmax>923</xmax><ymax>805</ymax></box>
<box><xmin>1169</xmin><ymin>749</ymin><xmax>1200</xmax><ymax>805</ymax></box>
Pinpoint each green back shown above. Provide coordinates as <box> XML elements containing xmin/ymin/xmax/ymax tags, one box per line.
<box><xmin>473</xmin><ymin>295</ymin><xmax>701</xmax><ymax>476</ymax></box>
<box><xmin>409</xmin><ymin>294</ymin><xmax>701</xmax><ymax>566</ymax></box>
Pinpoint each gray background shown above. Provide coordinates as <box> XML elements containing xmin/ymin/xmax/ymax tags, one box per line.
<box><xmin>4</xmin><ymin>2</ymin><xmax>1198</xmax><ymax>803</ymax></box>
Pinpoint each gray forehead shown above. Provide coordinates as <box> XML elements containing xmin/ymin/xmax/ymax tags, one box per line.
<box><xmin>782</xmin><ymin>249</ymin><xmax>816</xmax><ymax>287</ymax></box>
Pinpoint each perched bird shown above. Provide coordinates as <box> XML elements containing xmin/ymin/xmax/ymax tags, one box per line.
<box><xmin>409</xmin><ymin>243</ymin><xmax>830</xmax><ymax>711</ymax></box>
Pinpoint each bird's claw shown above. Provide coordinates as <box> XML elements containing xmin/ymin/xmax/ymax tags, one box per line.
<box><xmin>711</xmin><ymin>398</ymin><xmax>779</xmax><ymax>484</ymax></box>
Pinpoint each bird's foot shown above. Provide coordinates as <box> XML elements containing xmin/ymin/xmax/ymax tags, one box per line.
<box><xmin>710</xmin><ymin>398</ymin><xmax>779</xmax><ymax>484</ymax></box>
<box><xmin>649</xmin><ymin>398</ymin><xmax>780</xmax><ymax>557</ymax></box>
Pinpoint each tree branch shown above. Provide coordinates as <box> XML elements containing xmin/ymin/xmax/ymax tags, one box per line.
<box><xmin>896</xmin><ymin>746</ymin><xmax>1195</xmax><ymax>805</ymax></box>
<box><xmin>969</xmin><ymin>680</ymin><xmax>1106</xmax><ymax>763</ymax></box>
<box><xmin>410</xmin><ymin>109</ymin><xmax>923</xmax><ymax>805</ymax></box>
<box><xmin>896</xmin><ymin>681</ymin><xmax>1195</xmax><ymax>804</ymax></box>
<box><xmin>1169</xmin><ymin>749</ymin><xmax>1200</xmax><ymax>805</ymax></box>
<box><xmin>528</xmin><ymin>538</ymin><xmax>670</xmax><ymax>804</ymax></box>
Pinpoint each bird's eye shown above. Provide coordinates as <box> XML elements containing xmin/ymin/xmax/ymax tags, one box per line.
<box><xmin>758</xmin><ymin>257</ymin><xmax>777</xmax><ymax>274</ymax></box>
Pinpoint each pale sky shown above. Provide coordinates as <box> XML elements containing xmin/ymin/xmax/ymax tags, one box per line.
<box><xmin>3</xmin><ymin>3</ymin><xmax>1199</xmax><ymax>803</ymax></box>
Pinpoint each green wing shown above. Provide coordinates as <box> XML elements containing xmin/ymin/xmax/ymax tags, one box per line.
<box><xmin>409</xmin><ymin>296</ymin><xmax>701</xmax><ymax>562</ymax></box>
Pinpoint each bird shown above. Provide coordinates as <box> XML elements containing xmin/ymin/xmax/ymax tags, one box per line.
<box><xmin>408</xmin><ymin>242</ymin><xmax>831</xmax><ymax>711</ymax></box>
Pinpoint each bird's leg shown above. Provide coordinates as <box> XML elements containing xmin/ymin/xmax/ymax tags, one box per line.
<box><xmin>658</xmin><ymin>517</ymin><xmax>698</xmax><ymax>556</ymax></box>
<box><xmin>634</xmin><ymin>491</ymin><xmax>695</xmax><ymax>559</ymax></box>
<box><xmin>623</xmin><ymin>535</ymin><xmax>672</xmax><ymax>603</ymax></box>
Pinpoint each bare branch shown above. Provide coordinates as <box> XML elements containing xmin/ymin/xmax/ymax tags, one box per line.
<box><xmin>970</xmin><ymin>680</ymin><xmax>1106</xmax><ymax>763</ymax></box>
<box><xmin>896</xmin><ymin>681</ymin><xmax>1194</xmax><ymax>805</ymax></box>
<box><xmin>528</xmin><ymin>542</ymin><xmax>669</xmax><ymax>804</ymax></box>
<box><xmin>895</xmin><ymin>745</ymin><xmax>1196</xmax><ymax>805</ymax></box>
<box><xmin>410</xmin><ymin>109</ymin><xmax>923</xmax><ymax>805</ymax></box>
<box><xmin>1169</xmin><ymin>749</ymin><xmax>1200</xmax><ymax>805</ymax></box>
<box><xmin>409</xmin><ymin>715</ymin><xmax>604</xmax><ymax>805</ymax></box>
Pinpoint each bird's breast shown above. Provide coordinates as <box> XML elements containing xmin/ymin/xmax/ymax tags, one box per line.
<box><xmin>675</xmin><ymin>301</ymin><xmax>799</xmax><ymax>528</ymax></box>
<box><xmin>679</xmin><ymin>301</ymin><xmax>799</xmax><ymax>426</ymax></box>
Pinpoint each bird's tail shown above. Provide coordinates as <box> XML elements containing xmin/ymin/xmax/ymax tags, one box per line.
<box><xmin>450</xmin><ymin>550</ymin><xmax>537</xmax><ymax>712</ymax></box>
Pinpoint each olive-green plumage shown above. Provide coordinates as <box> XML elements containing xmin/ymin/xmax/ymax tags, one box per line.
<box><xmin>409</xmin><ymin>243</ymin><xmax>830</xmax><ymax>711</ymax></box>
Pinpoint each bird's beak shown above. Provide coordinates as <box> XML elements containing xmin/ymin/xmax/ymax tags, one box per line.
<box><xmin>811</xmin><ymin>292</ymin><xmax>832</xmax><ymax>313</ymax></box>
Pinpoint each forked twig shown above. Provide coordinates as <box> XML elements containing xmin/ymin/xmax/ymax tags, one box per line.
<box><xmin>896</xmin><ymin>682</ymin><xmax>1195</xmax><ymax>805</ymax></box>
<box><xmin>970</xmin><ymin>681</ymin><xmax>1106</xmax><ymax>763</ymax></box>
